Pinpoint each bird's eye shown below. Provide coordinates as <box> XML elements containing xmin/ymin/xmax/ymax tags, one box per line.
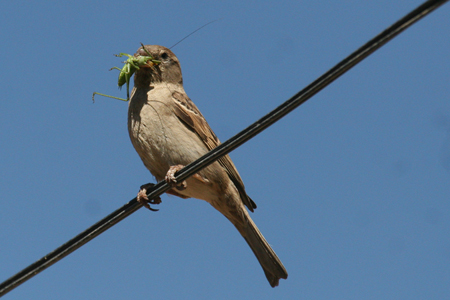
<box><xmin>161</xmin><ymin>52</ymin><xmax>169</xmax><ymax>60</ymax></box>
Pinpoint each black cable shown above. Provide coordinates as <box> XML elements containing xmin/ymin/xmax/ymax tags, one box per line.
<box><xmin>0</xmin><ymin>0</ymin><xmax>447</xmax><ymax>297</ymax></box>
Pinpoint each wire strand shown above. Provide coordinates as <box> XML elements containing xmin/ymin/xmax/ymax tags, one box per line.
<box><xmin>0</xmin><ymin>0</ymin><xmax>447</xmax><ymax>296</ymax></box>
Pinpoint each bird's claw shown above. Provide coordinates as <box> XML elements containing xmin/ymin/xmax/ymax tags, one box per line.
<box><xmin>165</xmin><ymin>165</ymin><xmax>187</xmax><ymax>190</ymax></box>
<box><xmin>137</xmin><ymin>183</ymin><xmax>161</xmax><ymax>211</ymax></box>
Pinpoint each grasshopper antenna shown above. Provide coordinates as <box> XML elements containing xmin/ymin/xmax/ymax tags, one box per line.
<box><xmin>169</xmin><ymin>19</ymin><xmax>222</xmax><ymax>49</ymax></box>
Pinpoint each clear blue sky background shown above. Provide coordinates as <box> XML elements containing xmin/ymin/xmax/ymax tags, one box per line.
<box><xmin>1</xmin><ymin>1</ymin><xmax>449</xmax><ymax>299</ymax></box>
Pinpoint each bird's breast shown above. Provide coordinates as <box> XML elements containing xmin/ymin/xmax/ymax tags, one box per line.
<box><xmin>127</xmin><ymin>87</ymin><xmax>209</xmax><ymax>181</ymax></box>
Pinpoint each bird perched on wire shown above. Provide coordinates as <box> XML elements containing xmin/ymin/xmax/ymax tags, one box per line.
<box><xmin>128</xmin><ymin>44</ymin><xmax>288</xmax><ymax>287</ymax></box>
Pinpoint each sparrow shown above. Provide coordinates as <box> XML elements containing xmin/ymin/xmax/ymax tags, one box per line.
<box><xmin>127</xmin><ymin>45</ymin><xmax>288</xmax><ymax>287</ymax></box>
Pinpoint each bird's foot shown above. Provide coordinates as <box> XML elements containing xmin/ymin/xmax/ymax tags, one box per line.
<box><xmin>137</xmin><ymin>183</ymin><xmax>161</xmax><ymax>211</ymax></box>
<box><xmin>165</xmin><ymin>165</ymin><xmax>188</xmax><ymax>191</ymax></box>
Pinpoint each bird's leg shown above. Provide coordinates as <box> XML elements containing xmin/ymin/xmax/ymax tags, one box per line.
<box><xmin>165</xmin><ymin>165</ymin><xmax>188</xmax><ymax>190</ymax></box>
<box><xmin>137</xmin><ymin>183</ymin><xmax>162</xmax><ymax>211</ymax></box>
<box><xmin>165</xmin><ymin>165</ymin><xmax>211</xmax><ymax>191</ymax></box>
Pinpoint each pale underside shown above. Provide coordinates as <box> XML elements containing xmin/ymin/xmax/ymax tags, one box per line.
<box><xmin>128</xmin><ymin>83</ymin><xmax>243</xmax><ymax>214</ymax></box>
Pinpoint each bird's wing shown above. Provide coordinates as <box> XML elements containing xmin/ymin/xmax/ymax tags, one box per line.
<box><xmin>171</xmin><ymin>91</ymin><xmax>256</xmax><ymax>211</ymax></box>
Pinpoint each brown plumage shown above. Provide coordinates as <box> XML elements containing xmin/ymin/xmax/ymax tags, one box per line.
<box><xmin>128</xmin><ymin>45</ymin><xmax>287</xmax><ymax>287</ymax></box>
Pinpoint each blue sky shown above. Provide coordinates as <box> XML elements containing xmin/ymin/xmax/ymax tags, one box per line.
<box><xmin>1</xmin><ymin>1</ymin><xmax>449</xmax><ymax>299</ymax></box>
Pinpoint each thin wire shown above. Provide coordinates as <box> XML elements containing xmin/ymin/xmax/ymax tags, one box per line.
<box><xmin>0</xmin><ymin>0</ymin><xmax>447</xmax><ymax>297</ymax></box>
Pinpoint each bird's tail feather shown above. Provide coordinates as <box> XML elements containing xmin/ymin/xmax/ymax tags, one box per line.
<box><xmin>239</xmin><ymin>210</ymin><xmax>288</xmax><ymax>287</ymax></box>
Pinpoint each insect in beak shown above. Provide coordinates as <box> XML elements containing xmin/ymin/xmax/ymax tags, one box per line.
<box><xmin>142</xmin><ymin>60</ymin><xmax>160</xmax><ymax>68</ymax></box>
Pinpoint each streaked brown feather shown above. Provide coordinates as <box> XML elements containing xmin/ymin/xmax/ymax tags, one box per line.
<box><xmin>171</xmin><ymin>91</ymin><xmax>256</xmax><ymax>211</ymax></box>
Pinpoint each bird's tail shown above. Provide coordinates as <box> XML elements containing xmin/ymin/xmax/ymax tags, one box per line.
<box><xmin>235</xmin><ymin>209</ymin><xmax>288</xmax><ymax>287</ymax></box>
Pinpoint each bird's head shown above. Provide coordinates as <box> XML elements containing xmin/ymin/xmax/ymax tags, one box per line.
<box><xmin>134</xmin><ymin>45</ymin><xmax>183</xmax><ymax>87</ymax></box>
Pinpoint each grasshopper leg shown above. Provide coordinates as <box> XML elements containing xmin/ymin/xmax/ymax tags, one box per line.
<box><xmin>92</xmin><ymin>92</ymin><xmax>128</xmax><ymax>102</ymax></box>
<box><xmin>114</xmin><ymin>53</ymin><xmax>133</xmax><ymax>59</ymax></box>
<box><xmin>109</xmin><ymin>66</ymin><xmax>122</xmax><ymax>72</ymax></box>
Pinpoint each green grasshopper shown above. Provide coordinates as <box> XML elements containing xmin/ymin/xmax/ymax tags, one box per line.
<box><xmin>92</xmin><ymin>43</ymin><xmax>160</xmax><ymax>102</ymax></box>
